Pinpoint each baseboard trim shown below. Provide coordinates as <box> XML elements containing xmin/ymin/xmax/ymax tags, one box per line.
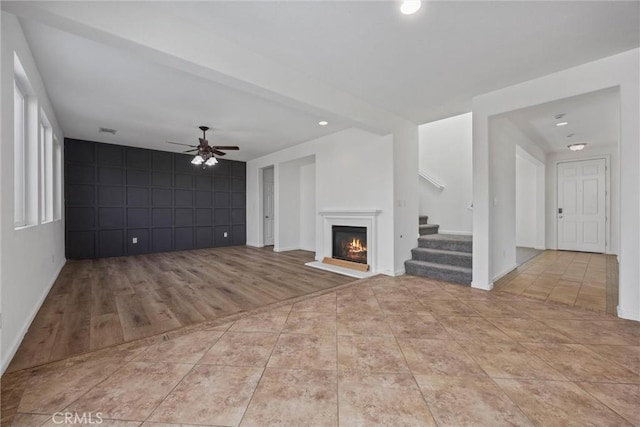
<box><xmin>492</xmin><ymin>264</ymin><xmax>518</xmax><ymax>283</ymax></box>
<box><xmin>245</xmin><ymin>241</ymin><xmax>262</xmax><ymax>248</ymax></box>
<box><xmin>471</xmin><ymin>281</ymin><xmax>494</xmax><ymax>291</ymax></box>
<box><xmin>617</xmin><ymin>306</ymin><xmax>640</xmax><ymax>322</ymax></box>
<box><xmin>273</xmin><ymin>246</ymin><xmax>299</xmax><ymax>253</ymax></box>
<box><xmin>438</xmin><ymin>230</ymin><xmax>473</xmax><ymax>236</ymax></box>
<box><xmin>2</xmin><ymin>259</ymin><xmax>66</xmax><ymax>374</ymax></box>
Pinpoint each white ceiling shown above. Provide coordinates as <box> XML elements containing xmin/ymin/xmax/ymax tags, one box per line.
<box><xmin>7</xmin><ymin>1</ymin><xmax>639</xmax><ymax>159</ymax></box>
<box><xmin>506</xmin><ymin>87</ymin><xmax>620</xmax><ymax>153</ymax></box>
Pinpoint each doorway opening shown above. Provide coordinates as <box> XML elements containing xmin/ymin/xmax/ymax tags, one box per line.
<box><xmin>262</xmin><ymin>166</ymin><xmax>274</xmax><ymax>246</ymax></box>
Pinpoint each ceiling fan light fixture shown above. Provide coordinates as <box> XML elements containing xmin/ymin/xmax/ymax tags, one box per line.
<box><xmin>568</xmin><ymin>143</ymin><xmax>587</xmax><ymax>151</ymax></box>
<box><xmin>400</xmin><ymin>0</ymin><xmax>421</xmax><ymax>15</ymax></box>
<box><xmin>191</xmin><ymin>155</ymin><xmax>204</xmax><ymax>165</ymax></box>
<box><xmin>205</xmin><ymin>156</ymin><xmax>218</xmax><ymax>166</ymax></box>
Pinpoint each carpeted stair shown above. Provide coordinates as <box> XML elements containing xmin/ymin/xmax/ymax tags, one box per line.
<box><xmin>419</xmin><ymin>215</ymin><xmax>439</xmax><ymax>235</ymax></box>
<box><xmin>405</xmin><ymin>231</ymin><xmax>473</xmax><ymax>285</ymax></box>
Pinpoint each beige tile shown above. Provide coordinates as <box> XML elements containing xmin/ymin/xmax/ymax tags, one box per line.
<box><xmin>17</xmin><ymin>356</ymin><xmax>125</xmax><ymax>414</ymax></box>
<box><xmin>398</xmin><ymin>338</ymin><xmax>486</xmax><ymax>377</ymax></box>
<box><xmin>240</xmin><ymin>368</ymin><xmax>337</xmax><ymax>427</ymax></box>
<box><xmin>41</xmin><ymin>419</ymin><xmax>141</xmax><ymax>427</ymax></box>
<box><xmin>148</xmin><ymin>365</ymin><xmax>263</xmax><ymax>426</ymax></box>
<box><xmin>419</xmin><ymin>299</ymin><xmax>481</xmax><ymax>317</ymax></box>
<box><xmin>586</xmin><ymin>344</ymin><xmax>640</xmax><ymax>375</ymax></box>
<box><xmin>282</xmin><ymin>311</ymin><xmax>336</xmax><ymax>335</ymax></box>
<box><xmin>460</xmin><ymin>341</ymin><xmax>566</xmax><ymax>380</ymax></box>
<box><xmin>338</xmin><ymin>335</ymin><xmax>409</xmax><ymax>373</ymax></box>
<box><xmin>403</xmin><ymin>281</ymin><xmax>457</xmax><ymax>300</ymax></box>
<box><xmin>485</xmin><ymin>318</ymin><xmax>575</xmax><ymax>343</ymax></box>
<box><xmin>415</xmin><ymin>375</ymin><xmax>533</xmax><ymax>427</ymax></box>
<box><xmin>543</xmin><ymin>320</ymin><xmax>637</xmax><ymax>345</ymax></box>
<box><xmin>337</xmin><ymin>313</ymin><xmax>394</xmax><ymax>336</ymax></box>
<box><xmin>198</xmin><ymin>331</ymin><xmax>278</xmax><ymax>367</ymax></box>
<box><xmin>578</xmin><ymin>382</ymin><xmax>640</xmax><ymax>426</ymax></box>
<box><xmin>464</xmin><ymin>300</ymin><xmax>529</xmax><ymax>318</ymax></box>
<box><xmin>385</xmin><ymin>313</ymin><xmax>452</xmax><ymax>340</ymax></box>
<box><xmin>10</xmin><ymin>413</ymin><xmax>50</xmax><ymax>427</ymax></box>
<box><xmin>229</xmin><ymin>311</ymin><xmax>289</xmax><ymax>333</ymax></box>
<box><xmin>338</xmin><ymin>371</ymin><xmax>436</xmax><ymax>426</ymax></box>
<box><xmin>336</xmin><ymin>293</ymin><xmax>382</xmax><ymax>315</ymax></box>
<box><xmin>438</xmin><ymin>316</ymin><xmax>513</xmax><ymax>342</ymax></box>
<box><xmin>378</xmin><ymin>299</ymin><xmax>431</xmax><ymax>314</ymax></box>
<box><xmin>496</xmin><ymin>378</ymin><xmax>632</xmax><ymax>427</ymax></box>
<box><xmin>291</xmin><ymin>292</ymin><xmax>336</xmax><ymax>313</ymax></box>
<box><xmin>522</xmin><ymin>343</ymin><xmax>640</xmax><ymax>383</ymax></box>
<box><xmin>67</xmin><ymin>362</ymin><xmax>192</xmax><ymax>421</ymax></box>
<box><xmin>268</xmin><ymin>334</ymin><xmax>336</xmax><ymax>371</ymax></box>
<box><xmin>134</xmin><ymin>330</ymin><xmax>223</xmax><ymax>363</ymax></box>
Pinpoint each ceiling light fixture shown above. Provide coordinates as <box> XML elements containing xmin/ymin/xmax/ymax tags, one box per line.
<box><xmin>568</xmin><ymin>143</ymin><xmax>587</xmax><ymax>151</ymax></box>
<box><xmin>400</xmin><ymin>0</ymin><xmax>421</xmax><ymax>15</ymax></box>
<box><xmin>554</xmin><ymin>113</ymin><xmax>566</xmax><ymax>120</ymax></box>
<box><xmin>556</xmin><ymin>122</ymin><xmax>568</xmax><ymax>127</ymax></box>
<box><xmin>191</xmin><ymin>155</ymin><xmax>204</xmax><ymax>165</ymax></box>
<box><xmin>318</xmin><ymin>120</ymin><xmax>328</xmax><ymax>126</ymax></box>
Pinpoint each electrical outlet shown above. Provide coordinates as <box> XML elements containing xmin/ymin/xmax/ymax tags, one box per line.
<box><xmin>132</xmin><ymin>237</ymin><xmax>138</xmax><ymax>244</ymax></box>
<box><xmin>223</xmin><ymin>232</ymin><xmax>228</xmax><ymax>238</ymax></box>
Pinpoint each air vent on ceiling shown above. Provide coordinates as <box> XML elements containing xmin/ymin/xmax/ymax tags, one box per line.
<box><xmin>99</xmin><ymin>127</ymin><xmax>117</xmax><ymax>135</ymax></box>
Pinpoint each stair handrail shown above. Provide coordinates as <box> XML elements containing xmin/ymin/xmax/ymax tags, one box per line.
<box><xmin>418</xmin><ymin>168</ymin><xmax>445</xmax><ymax>190</ymax></box>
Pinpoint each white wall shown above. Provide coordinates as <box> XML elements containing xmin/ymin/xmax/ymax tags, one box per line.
<box><xmin>546</xmin><ymin>144</ymin><xmax>619</xmax><ymax>255</ymax></box>
<box><xmin>1</xmin><ymin>12</ymin><xmax>66</xmax><ymax>372</ymax></box>
<box><xmin>516</xmin><ymin>145</ymin><xmax>546</xmax><ymax>249</ymax></box>
<box><xmin>472</xmin><ymin>49</ymin><xmax>639</xmax><ymax>321</ymax></box>
<box><xmin>418</xmin><ymin>113</ymin><xmax>472</xmax><ymax>234</ymax></box>
<box><xmin>275</xmin><ymin>156</ymin><xmax>315</xmax><ymax>252</ymax></box>
<box><xmin>299</xmin><ymin>162</ymin><xmax>316</xmax><ymax>251</ymax></box>
<box><xmin>246</xmin><ymin>128</ymin><xmax>396</xmax><ymax>275</ymax></box>
<box><xmin>516</xmin><ymin>153</ymin><xmax>538</xmax><ymax>248</ymax></box>
<box><xmin>488</xmin><ymin>117</ymin><xmax>517</xmax><ymax>280</ymax></box>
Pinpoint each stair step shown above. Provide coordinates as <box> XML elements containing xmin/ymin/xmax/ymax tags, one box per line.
<box><xmin>405</xmin><ymin>260</ymin><xmax>472</xmax><ymax>285</ymax></box>
<box><xmin>419</xmin><ymin>224</ymin><xmax>439</xmax><ymax>236</ymax></box>
<box><xmin>411</xmin><ymin>247</ymin><xmax>472</xmax><ymax>268</ymax></box>
<box><xmin>419</xmin><ymin>215</ymin><xmax>429</xmax><ymax>225</ymax></box>
<box><xmin>418</xmin><ymin>234</ymin><xmax>472</xmax><ymax>253</ymax></box>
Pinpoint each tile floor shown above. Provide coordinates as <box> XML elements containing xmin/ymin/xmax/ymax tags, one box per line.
<box><xmin>494</xmin><ymin>250</ymin><xmax>617</xmax><ymax>314</ymax></box>
<box><xmin>3</xmin><ymin>274</ymin><xmax>639</xmax><ymax>427</ymax></box>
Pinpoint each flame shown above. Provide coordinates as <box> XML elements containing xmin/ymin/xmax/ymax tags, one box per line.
<box><xmin>348</xmin><ymin>238</ymin><xmax>366</xmax><ymax>253</ymax></box>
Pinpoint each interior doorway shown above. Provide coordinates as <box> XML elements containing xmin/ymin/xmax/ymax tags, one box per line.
<box><xmin>557</xmin><ymin>158</ymin><xmax>607</xmax><ymax>253</ymax></box>
<box><xmin>262</xmin><ymin>166</ymin><xmax>274</xmax><ymax>246</ymax></box>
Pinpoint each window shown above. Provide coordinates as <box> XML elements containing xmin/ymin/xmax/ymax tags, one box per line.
<box><xmin>40</xmin><ymin>113</ymin><xmax>54</xmax><ymax>223</ymax></box>
<box><xmin>14</xmin><ymin>80</ymin><xmax>26</xmax><ymax>227</ymax></box>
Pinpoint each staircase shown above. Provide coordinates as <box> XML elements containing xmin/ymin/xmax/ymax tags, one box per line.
<box><xmin>405</xmin><ymin>216</ymin><xmax>472</xmax><ymax>285</ymax></box>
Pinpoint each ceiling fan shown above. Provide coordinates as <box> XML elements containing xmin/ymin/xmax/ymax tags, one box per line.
<box><xmin>167</xmin><ymin>126</ymin><xmax>239</xmax><ymax>167</ymax></box>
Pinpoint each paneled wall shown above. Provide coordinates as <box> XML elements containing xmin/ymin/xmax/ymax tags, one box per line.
<box><xmin>65</xmin><ymin>138</ymin><xmax>246</xmax><ymax>259</ymax></box>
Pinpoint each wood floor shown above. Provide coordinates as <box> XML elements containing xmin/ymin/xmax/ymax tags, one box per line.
<box><xmin>7</xmin><ymin>247</ymin><xmax>353</xmax><ymax>372</ymax></box>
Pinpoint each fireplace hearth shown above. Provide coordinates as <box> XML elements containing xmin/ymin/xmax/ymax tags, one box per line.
<box><xmin>332</xmin><ymin>226</ymin><xmax>367</xmax><ymax>264</ymax></box>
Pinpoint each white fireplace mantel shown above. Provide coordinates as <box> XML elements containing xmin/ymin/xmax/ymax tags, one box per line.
<box><xmin>306</xmin><ymin>209</ymin><xmax>381</xmax><ymax>278</ymax></box>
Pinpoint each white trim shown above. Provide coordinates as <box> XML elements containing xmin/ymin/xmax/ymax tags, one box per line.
<box><xmin>245</xmin><ymin>241</ymin><xmax>262</xmax><ymax>248</ymax></box>
<box><xmin>617</xmin><ymin>306</ymin><xmax>640</xmax><ymax>322</ymax></box>
<box><xmin>2</xmin><ymin>259</ymin><xmax>66</xmax><ymax>374</ymax></box>
<box><xmin>471</xmin><ymin>280</ymin><xmax>494</xmax><ymax>291</ymax></box>
<box><xmin>418</xmin><ymin>169</ymin><xmax>445</xmax><ymax>190</ymax></box>
<box><xmin>319</xmin><ymin>209</ymin><xmax>381</xmax><ymax>216</ymax></box>
<box><xmin>273</xmin><ymin>246</ymin><xmax>299</xmax><ymax>252</ymax></box>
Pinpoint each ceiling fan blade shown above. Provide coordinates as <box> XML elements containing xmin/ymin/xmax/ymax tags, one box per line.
<box><xmin>211</xmin><ymin>146</ymin><xmax>239</xmax><ymax>150</ymax></box>
<box><xmin>212</xmin><ymin>149</ymin><xmax>227</xmax><ymax>156</ymax></box>
<box><xmin>183</xmin><ymin>149</ymin><xmax>199</xmax><ymax>153</ymax></box>
<box><xmin>167</xmin><ymin>141</ymin><xmax>197</xmax><ymax>147</ymax></box>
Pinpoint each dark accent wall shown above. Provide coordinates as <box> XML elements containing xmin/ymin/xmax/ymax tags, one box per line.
<box><xmin>64</xmin><ymin>138</ymin><xmax>246</xmax><ymax>259</ymax></box>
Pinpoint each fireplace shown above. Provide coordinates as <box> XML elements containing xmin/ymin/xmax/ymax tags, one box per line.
<box><xmin>332</xmin><ymin>226</ymin><xmax>367</xmax><ymax>264</ymax></box>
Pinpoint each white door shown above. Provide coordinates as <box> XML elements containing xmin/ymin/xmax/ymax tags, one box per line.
<box><xmin>557</xmin><ymin>159</ymin><xmax>606</xmax><ymax>253</ymax></box>
<box><xmin>263</xmin><ymin>172</ymin><xmax>274</xmax><ymax>246</ymax></box>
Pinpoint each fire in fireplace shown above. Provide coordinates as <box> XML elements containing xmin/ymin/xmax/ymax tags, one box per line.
<box><xmin>332</xmin><ymin>226</ymin><xmax>367</xmax><ymax>264</ymax></box>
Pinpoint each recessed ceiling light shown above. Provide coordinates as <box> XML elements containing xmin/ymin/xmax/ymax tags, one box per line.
<box><xmin>400</xmin><ymin>0</ymin><xmax>421</xmax><ymax>15</ymax></box>
<box><xmin>554</xmin><ymin>113</ymin><xmax>566</xmax><ymax>120</ymax></box>
<box><xmin>567</xmin><ymin>133</ymin><xmax>575</xmax><ymax>138</ymax></box>
<box><xmin>318</xmin><ymin>121</ymin><xmax>328</xmax><ymax>126</ymax></box>
<box><xmin>568</xmin><ymin>143</ymin><xmax>587</xmax><ymax>151</ymax></box>
<box><xmin>556</xmin><ymin>122</ymin><xmax>568</xmax><ymax>127</ymax></box>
